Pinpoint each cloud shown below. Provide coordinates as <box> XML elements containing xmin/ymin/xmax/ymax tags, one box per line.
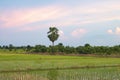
<box><xmin>107</xmin><ymin>29</ymin><xmax>113</xmax><ymax>34</ymax></box>
<box><xmin>108</xmin><ymin>27</ymin><xmax>120</xmax><ymax>35</ymax></box>
<box><xmin>58</xmin><ymin>30</ymin><xmax>67</xmax><ymax>40</ymax></box>
<box><xmin>58</xmin><ymin>30</ymin><xmax>64</xmax><ymax>36</ymax></box>
<box><xmin>0</xmin><ymin>1</ymin><xmax>120</xmax><ymax>30</ymax></box>
<box><xmin>71</xmin><ymin>28</ymin><xmax>87</xmax><ymax>37</ymax></box>
<box><xmin>51</xmin><ymin>2</ymin><xmax>120</xmax><ymax>27</ymax></box>
<box><xmin>0</xmin><ymin>6</ymin><xmax>66</xmax><ymax>28</ymax></box>
<box><xmin>116</xmin><ymin>27</ymin><xmax>120</xmax><ymax>35</ymax></box>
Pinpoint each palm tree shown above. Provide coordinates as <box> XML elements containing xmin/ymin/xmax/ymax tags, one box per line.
<box><xmin>47</xmin><ymin>27</ymin><xmax>59</xmax><ymax>47</ymax></box>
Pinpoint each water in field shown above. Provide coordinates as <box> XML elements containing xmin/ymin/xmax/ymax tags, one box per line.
<box><xmin>0</xmin><ymin>67</ymin><xmax>120</xmax><ymax>80</ymax></box>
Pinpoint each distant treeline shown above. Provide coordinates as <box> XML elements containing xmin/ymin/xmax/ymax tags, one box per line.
<box><xmin>0</xmin><ymin>43</ymin><xmax>120</xmax><ymax>55</ymax></box>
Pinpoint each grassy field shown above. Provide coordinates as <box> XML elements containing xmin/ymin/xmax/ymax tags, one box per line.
<box><xmin>0</xmin><ymin>52</ymin><xmax>120</xmax><ymax>80</ymax></box>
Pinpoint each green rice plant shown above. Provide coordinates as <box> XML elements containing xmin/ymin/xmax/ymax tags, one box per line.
<box><xmin>0</xmin><ymin>67</ymin><xmax>120</xmax><ymax>80</ymax></box>
<box><xmin>0</xmin><ymin>53</ymin><xmax>120</xmax><ymax>80</ymax></box>
<box><xmin>0</xmin><ymin>53</ymin><xmax>120</xmax><ymax>72</ymax></box>
<box><xmin>47</xmin><ymin>70</ymin><xmax>58</xmax><ymax>80</ymax></box>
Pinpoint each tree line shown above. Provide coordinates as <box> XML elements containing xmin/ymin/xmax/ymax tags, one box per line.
<box><xmin>0</xmin><ymin>43</ymin><xmax>120</xmax><ymax>55</ymax></box>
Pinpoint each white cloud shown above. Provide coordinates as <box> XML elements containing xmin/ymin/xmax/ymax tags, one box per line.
<box><xmin>58</xmin><ymin>30</ymin><xmax>67</xmax><ymax>40</ymax></box>
<box><xmin>58</xmin><ymin>30</ymin><xmax>64</xmax><ymax>36</ymax></box>
<box><xmin>108</xmin><ymin>27</ymin><xmax>120</xmax><ymax>35</ymax></box>
<box><xmin>52</xmin><ymin>2</ymin><xmax>120</xmax><ymax>27</ymax></box>
<box><xmin>71</xmin><ymin>28</ymin><xmax>87</xmax><ymax>37</ymax></box>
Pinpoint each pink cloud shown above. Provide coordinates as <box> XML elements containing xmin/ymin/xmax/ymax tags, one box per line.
<box><xmin>116</xmin><ymin>27</ymin><xmax>120</xmax><ymax>35</ymax></box>
<box><xmin>71</xmin><ymin>28</ymin><xmax>87</xmax><ymax>37</ymax></box>
<box><xmin>0</xmin><ymin>2</ymin><xmax>120</xmax><ymax>31</ymax></box>
<box><xmin>107</xmin><ymin>29</ymin><xmax>113</xmax><ymax>34</ymax></box>
<box><xmin>0</xmin><ymin>6</ymin><xmax>66</xmax><ymax>28</ymax></box>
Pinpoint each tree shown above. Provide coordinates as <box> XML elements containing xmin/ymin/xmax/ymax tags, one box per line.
<box><xmin>32</xmin><ymin>45</ymin><xmax>47</xmax><ymax>53</ymax></box>
<box><xmin>56</xmin><ymin>43</ymin><xmax>64</xmax><ymax>53</ymax></box>
<box><xmin>47</xmin><ymin>27</ymin><xmax>59</xmax><ymax>46</ymax></box>
<box><xmin>26</xmin><ymin>45</ymin><xmax>31</xmax><ymax>52</ymax></box>
<box><xmin>9</xmin><ymin>44</ymin><xmax>14</xmax><ymax>51</ymax></box>
<box><xmin>47</xmin><ymin>27</ymin><xmax>59</xmax><ymax>54</ymax></box>
<box><xmin>84</xmin><ymin>43</ymin><xmax>91</xmax><ymax>47</ymax></box>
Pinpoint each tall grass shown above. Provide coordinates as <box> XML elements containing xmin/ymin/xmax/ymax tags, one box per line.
<box><xmin>0</xmin><ymin>67</ymin><xmax>120</xmax><ymax>80</ymax></box>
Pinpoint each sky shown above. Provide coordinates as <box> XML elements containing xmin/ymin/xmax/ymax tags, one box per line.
<box><xmin>0</xmin><ymin>0</ymin><xmax>120</xmax><ymax>46</ymax></box>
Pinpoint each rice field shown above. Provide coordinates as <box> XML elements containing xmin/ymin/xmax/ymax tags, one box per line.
<box><xmin>0</xmin><ymin>53</ymin><xmax>120</xmax><ymax>80</ymax></box>
<box><xmin>0</xmin><ymin>67</ymin><xmax>120</xmax><ymax>80</ymax></box>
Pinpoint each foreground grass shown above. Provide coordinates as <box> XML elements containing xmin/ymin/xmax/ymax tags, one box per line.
<box><xmin>0</xmin><ymin>52</ymin><xmax>120</xmax><ymax>80</ymax></box>
<box><xmin>0</xmin><ymin>53</ymin><xmax>120</xmax><ymax>71</ymax></box>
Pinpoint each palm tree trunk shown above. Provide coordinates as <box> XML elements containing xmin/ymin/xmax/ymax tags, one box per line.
<box><xmin>52</xmin><ymin>42</ymin><xmax>54</xmax><ymax>54</ymax></box>
<box><xmin>52</xmin><ymin>42</ymin><xmax>54</xmax><ymax>47</ymax></box>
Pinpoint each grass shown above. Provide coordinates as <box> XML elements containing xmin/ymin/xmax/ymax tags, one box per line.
<box><xmin>0</xmin><ymin>53</ymin><xmax>120</xmax><ymax>71</ymax></box>
<box><xmin>0</xmin><ymin>52</ymin><xmax>120</xmax><ymax>80</ymax></box>
<box><xmin>0</xmin><ymin>67</ymin><xmax>120</xmax><ymax>80</ymax></box>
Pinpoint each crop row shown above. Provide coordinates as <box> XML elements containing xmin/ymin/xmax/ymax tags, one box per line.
<box><xmin>0</xmin><ymin>67</ymin><xmax>120</xmax><ymax>80</ymax></box>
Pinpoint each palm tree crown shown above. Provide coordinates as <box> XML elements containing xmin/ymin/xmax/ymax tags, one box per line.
<box><xmin>47</xmin><ymin>27</ymin><xmax>59</xmax><ymax>46</ymax></box>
